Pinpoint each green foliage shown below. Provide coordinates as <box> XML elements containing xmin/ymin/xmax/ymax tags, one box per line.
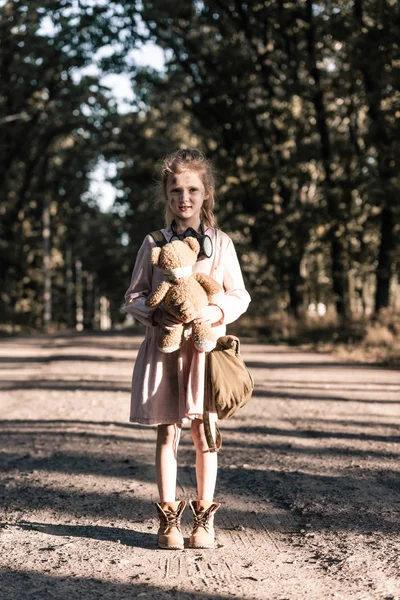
<box><xmin>0</xmin><ymin>0</ymin><xmax>133</xmax><ymax>329</ymax></box>
<box><xmin>122</xmin><ymin>0</ymin><xmax>399</xmax><ymax>319</ymax></box>
<box><xmin>1</xmin><ymin>0</ymin><xmax>399</xmax><ymax>331</ymax></box>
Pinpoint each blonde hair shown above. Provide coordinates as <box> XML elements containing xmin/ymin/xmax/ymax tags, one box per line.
<box><xmin>159</xmin><ymin>149</ymin><xmax>217</xmax><ymax>227</ymax></box>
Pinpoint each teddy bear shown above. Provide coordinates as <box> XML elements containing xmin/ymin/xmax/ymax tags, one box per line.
<box><xmin>145</xmin><ymin>237</ymin><xmax>223</xmax><ymax>353</ymax></box>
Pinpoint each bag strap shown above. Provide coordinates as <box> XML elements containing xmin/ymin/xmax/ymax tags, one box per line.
<box><xmin>149</xmin><ymin>230</ymin><xmax>169</xmax><ymax>247</ymax></box>
<box><xmin>203</xmin><ymin>413</ymin><xmax>222</xmax><ymax>453</ymax></box>
<box><xmin>203</xmin><ymin>352</ymin><xmax>222</xmax><ymax>453</ymax></box>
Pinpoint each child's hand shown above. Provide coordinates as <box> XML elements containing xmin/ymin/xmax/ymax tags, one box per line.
<box><xmin>153</xmin><ymin>308</ymin><xmax>182</xmax><ymax>328</ymax></box>
<box><xmin>193</xmin><ymin>305</ymin><xmax>223</xmax><ymax>326</ymax></box>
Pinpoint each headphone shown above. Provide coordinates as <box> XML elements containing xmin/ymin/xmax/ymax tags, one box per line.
<box><xmin>170</xmin><ymin>221</ymin><xmax>213</xmax><ymax>260</ymax></box>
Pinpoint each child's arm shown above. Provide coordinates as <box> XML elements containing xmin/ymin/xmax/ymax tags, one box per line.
<box><xmin>214</xmin><ymin>237</ymin><xmax>251</xmax><ymax>325</ymax></box>
<box><xmin>123</xmin><ymin>235</ymin><xmax>160</xmax><ymax>327</ymax></box>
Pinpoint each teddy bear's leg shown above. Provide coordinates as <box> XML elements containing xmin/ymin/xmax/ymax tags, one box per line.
<box><xmin>192</xmin><ymin>322</ymin><xmax>217</xmax><ymax>353</ymax></box>
<box><xmin>158</xmin><ymin>323</ymin><xmax>184</xmax><ymax>354</ymax></box>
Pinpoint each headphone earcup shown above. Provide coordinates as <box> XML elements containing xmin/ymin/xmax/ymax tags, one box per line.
<box><xmin>200</xmin><ymin>234</ymin><xmax>213</xmax><ymax>259</ymax></box>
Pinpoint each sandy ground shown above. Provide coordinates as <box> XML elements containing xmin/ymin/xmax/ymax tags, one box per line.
<box><xmin>0</xmin><ymin>331</ymin><xmax>399</xmax><ymax>600</ymax></box>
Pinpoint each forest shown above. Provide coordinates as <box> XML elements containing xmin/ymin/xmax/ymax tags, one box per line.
<box><xmin>1</xmin><ymin>0</ymin><xmax>399</xmax><ymax>343</ymax></box>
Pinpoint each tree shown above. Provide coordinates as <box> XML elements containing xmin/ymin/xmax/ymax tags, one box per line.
<box><xmin>0</xmin><ymin>0</ymin><xmax>137</xmax><ymax>329</ymax></box>
<box><xmin>120</xmin><ymin>0</ymin><xmax>399</xmax><ymax>318</ymax></box>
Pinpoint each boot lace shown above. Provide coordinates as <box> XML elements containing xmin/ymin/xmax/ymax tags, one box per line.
<box><xmin>161</xmin><ymin>509</ymin><xmax>181</xmax><ymax>532</ymax></box>
<box><xmin>192</xmin><ymin>508</ymin><xmax>212</xmax><ymax>533</ymax></box>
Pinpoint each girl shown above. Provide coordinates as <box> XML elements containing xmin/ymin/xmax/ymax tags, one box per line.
<box><xmin>123</xmin><ymin>149</ymin><xmax>250</xmax><ymax>550</ymax></box>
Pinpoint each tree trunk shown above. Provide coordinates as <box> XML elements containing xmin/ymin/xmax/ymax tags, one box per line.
<box><xmin>353</xmin><ymin>0</ymin><xmax>396</xmax><ymax>312</ymax></box>
<box><xmin>75</xmin><ymin>259</ymin><xmax>84</xmax><ymax>332</ymax></box>
<box><xmin>375</xmin><ymin>207</ymin><xmax>394</xmax><ymax>312</ymax></box>
<box><xmin>331</xmin><ymin>236</ymin><xmax>352</xmax><ymax>320</ymax></box>
<box><xmin>65</xmin><ymin>245</ymin><xmax>74</xmax><ymax>329</ymax></box>
<box><xmin>42</xmin><ymin>197</ymin><xmax>52</xmax><ymax>331</ymax></box>
<box><xmin>85</xmin><ymin>273</ymin><xmax>94</xmax><ymax>329</ymax></box>
<box><xmin>305</xmin><ymin>0</ymin><xmax>351</xmax><ymax>319</ymax></box>
<box><xmin>284</xmin><ymin>259</ymin><xmax>305</xmax><ymax>318</ymax></box>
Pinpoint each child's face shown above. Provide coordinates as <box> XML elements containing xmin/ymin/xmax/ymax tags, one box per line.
<box><xmin>166</xmin><ymin>170</ymin><xmax>207</xmax><ymax>227</ymax></box>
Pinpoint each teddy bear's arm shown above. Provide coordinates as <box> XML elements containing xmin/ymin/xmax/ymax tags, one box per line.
<box><xmin>145</xmin><ymin>281</ymin><xmax>172</xmax><ymax>309</ymax></box>
<box><xmin>193</xmin><ymin>273</ymin><xmax>223</xmax><ymax>298</ymax></box>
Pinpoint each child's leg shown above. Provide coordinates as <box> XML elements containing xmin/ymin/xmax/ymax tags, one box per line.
<box><xmin>191</xmin><ymin>418</ymin><xmax>218</xmax><ymax>501</ymax></box>
<box><xmin>156</xmin><ymin>423</ymin><xmax>182</xmax><ymax>502</ymax></box>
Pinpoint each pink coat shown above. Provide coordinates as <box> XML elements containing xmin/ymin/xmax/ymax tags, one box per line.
<box><xmin>123</xmin><ymin>226</ymin><xmax>251</xmax><ymax>425</ymax></box>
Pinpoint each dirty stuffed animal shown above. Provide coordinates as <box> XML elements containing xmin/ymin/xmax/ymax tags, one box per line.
<box><xmin>145</xmin><ymin>237</ymin><xmax>223</xmax><ymax>353</ymax></box>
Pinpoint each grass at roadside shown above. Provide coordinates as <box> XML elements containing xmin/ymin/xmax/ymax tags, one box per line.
<box><xmin>235</xmin><ymin>307</ymin><xmax>400</xmax><ymax>366</ymax></box>
<box><xmin>2</xmin><ymin>308</ymin><xmax>399</xmax><ymax>367</ymax></box>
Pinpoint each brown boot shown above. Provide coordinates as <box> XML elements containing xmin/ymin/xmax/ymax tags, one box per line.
<box><xmin>155</xmin><ymin>500</ymin><xmax>186</xmax><ymax>550</ymax></box>
<box><xmin>189</xmin><ymin>500</ymin><xmax>220</xmax><ymax>549</ymax></box>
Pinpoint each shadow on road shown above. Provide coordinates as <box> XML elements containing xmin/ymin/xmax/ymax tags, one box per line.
<box><xmin>12</xmin><ymin>521</ymin><xmax>156</xmax><ymax>549</ymax></box>
<box><xmin>246</xmin><ymin>360</ymin><xmax>397</xmax><ymax>370</ymax></box>
<box><xmin>0</xmin><ymin>355</ymin><xmax>132</xmax><ymax>363</ymax></box>
<box><xmin>1</xmin><ymin>418</ymin><xmax>399</xmax><ymax>534</ymax></box>
<box><xmin>251</xmin><ymin>388</ymin><xmax>400</xmax><ymax>404</ymax></box>
<box><xmin>0</xmin><ymin>381</ymin><xmax>132</xmax><ymax>392</ymax></box>
<box><xmin>0</xmin><ymin>569</ymin><xmax>234</xmax><ymax>600</ymax></box>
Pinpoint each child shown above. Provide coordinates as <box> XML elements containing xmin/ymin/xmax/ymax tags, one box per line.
<box><xmin>123</xmin><ymin>149</ymin><xmax>251</xmax><ymax>550</ymax></box>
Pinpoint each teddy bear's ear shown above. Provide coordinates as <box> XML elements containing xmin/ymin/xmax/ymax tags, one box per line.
<box><xmin>150</xmin><ymin>246</ymin><xmax>162</xmax><ymax>265</ymax></box>
<box><xmin>183</xmin><ymin>236</ymin><xmax>200</xmax><ymax>255</ymax></box>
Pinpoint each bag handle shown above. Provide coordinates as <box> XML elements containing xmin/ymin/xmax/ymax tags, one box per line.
<box><xmin>203</xmin><ymin>351</ymin><xmax>222</xmax><ymax>453</ymax></box>
<box><xmin>203</xmin><ymin>412</ymin><xmax>221</xmax><ymax>453</ymax></box>
<box><xmin>215</xmin><ymin>335</ymin><xmax>240</xmax><ymax>354</ymax></box>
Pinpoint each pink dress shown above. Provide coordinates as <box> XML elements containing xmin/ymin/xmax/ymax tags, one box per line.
<box><xmin>123</xmin><ymin>226</ymin><xmax>251</xmax><ymax>425</ymax></box>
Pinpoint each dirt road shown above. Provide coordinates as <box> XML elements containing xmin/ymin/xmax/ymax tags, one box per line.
<box><xmin>0</xmin><ymin>332</ymin><xmax>399</xmax><ymax>600</ymax></box>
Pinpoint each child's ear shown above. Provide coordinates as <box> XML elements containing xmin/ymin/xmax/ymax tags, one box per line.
<box><xmin>184</xmin><ymin>237</ymin><xmax>200</xmax><ymax>255</ymax></box>
<box><xmin>150</xmin><ymin>247</ymin><xmax>162</xmax><ymax>265</ymax></box>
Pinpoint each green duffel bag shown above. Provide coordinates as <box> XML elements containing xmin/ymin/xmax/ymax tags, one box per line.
<box><xmin>203</xmin><ymin>335</ymin><xmax>254</xmax><ymax>452</ymax></box>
